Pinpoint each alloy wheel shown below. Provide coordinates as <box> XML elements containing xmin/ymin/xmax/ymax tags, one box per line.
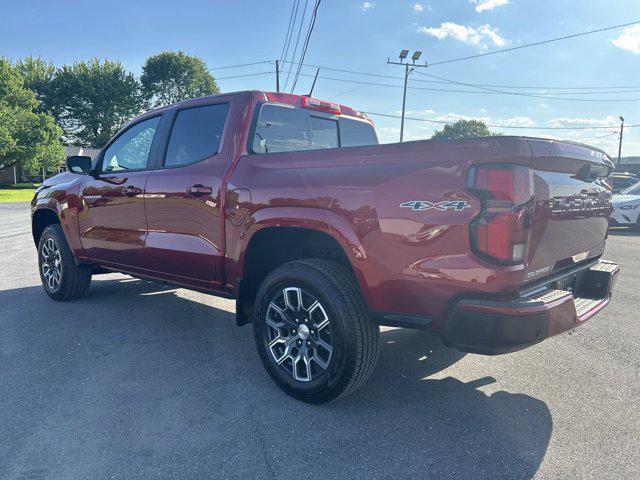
<box><xmin>41</xmin><ymin>237</ymin><xmax>62</xmax><ymax>292</ymax></box>
<box><xmin>263</xmin><ymin>286</ymin><xmax>334</xmax><ymax>382</ymax></box>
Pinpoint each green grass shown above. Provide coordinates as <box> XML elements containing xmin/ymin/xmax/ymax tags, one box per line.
<box><xmin>0</xmin><ymin>183</ymin><xmax>40</xmax><ymax>202</ymax></box>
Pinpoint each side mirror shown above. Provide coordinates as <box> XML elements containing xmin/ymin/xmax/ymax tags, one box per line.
<box><xmin>66</xmin><ymin>155</ymin><xmax>92</xmax><ymax>174</ymax></box>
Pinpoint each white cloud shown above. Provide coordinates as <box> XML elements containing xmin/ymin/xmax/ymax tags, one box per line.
<box><xmin>612</xmin><ymin>25</ymin><xmax>640</xmax><ymax>55</ymax></box>
<box><xmin>430</xmin><ymin>113</ymin><xmax>533</xmax><ymax>127</ymax></box>
<box><xmin>376</xmin><ymin>126</ymin><xmax>414</xmax><ymax>143</ymax></box>
<box><xmin>418</xmin><ymin>22</ymin><xmax>506</xmax><ymax>46</ymax></box>
<box><xmin>361</xmin><ymin>1</ymin><xmax>375</xmax><ymax>11</ymax></box>
<box><xmin>412</xmin><ymin>3</ymin><xmax>424</xmax><ymax>12</ymax></box>
<box><xmin>547</xmin><ymin>116</ymin><xmax>620</xmax><ymax>128</ymax></box>
<box><xmin>469</xmin><ymin>0</ymin><xmax>509</xmax><ymax>13</ymax></box>
<box><xmin>397</xmin><ymin>109</ymin><xmax>436</xmax><ymax>116</ymax></box>
<box><xmin>478</xmin><ymin>25</ymin><xmax>507</xmax><ymax>46</ymax></box>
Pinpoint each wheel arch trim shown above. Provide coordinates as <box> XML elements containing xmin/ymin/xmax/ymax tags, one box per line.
<box><xmin>32</xmin><ymin>196</ymin><xmax>86</xmax><ymax>261</ymax></box>
<box><xmin>231</xmin><ymin>206</ymin><xmax>372</xmax><ymax>308</ymax></box>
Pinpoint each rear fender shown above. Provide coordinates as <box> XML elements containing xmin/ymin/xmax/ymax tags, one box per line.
<box><xmin>229</xmin><ymin>206</ymin><xmax>372</xmax><ymax>307</ymax></box>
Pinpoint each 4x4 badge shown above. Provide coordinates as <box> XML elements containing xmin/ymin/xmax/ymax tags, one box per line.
<box><xmin>399</xmin><ymin>200</ymin><xmax>471</xmax><ymax>212</ymax></box>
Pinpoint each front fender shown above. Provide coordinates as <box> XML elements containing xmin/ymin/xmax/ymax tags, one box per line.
<box><xmin>32</xmin><ymin>187</ymin><xmax>86</xmax><ymax>261</ymax></box>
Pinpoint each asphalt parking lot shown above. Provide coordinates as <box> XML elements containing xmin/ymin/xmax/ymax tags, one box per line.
<box><xmin>0</xmin><ymin>202</ymin><xmax>638</xmax><ymax>480</ymax></box>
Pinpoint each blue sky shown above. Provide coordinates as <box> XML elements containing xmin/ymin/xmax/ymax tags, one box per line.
<box><xmin>1</xmin><ymin>0</ymin><xmax>639</xmax><ymax>155</ymax></box>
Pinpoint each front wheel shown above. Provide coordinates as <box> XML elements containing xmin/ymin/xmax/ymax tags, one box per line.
<box><xmin>38</xmin><ymin>224</ymin><xmax>92</xmax><ymax>301</ymax></box>
<box><xmin>253</xmin><ymin>259</ymin><xmax>379</xmax><ymax>404</ymax></box>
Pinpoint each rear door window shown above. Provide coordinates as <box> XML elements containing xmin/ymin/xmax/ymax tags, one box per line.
<box><xmin>164</xmin><ymin>103</ymin><xmax>229</xmax><ymax>167</ymax></box>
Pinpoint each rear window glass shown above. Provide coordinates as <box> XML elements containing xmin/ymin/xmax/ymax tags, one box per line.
<box><xmin>252</xmin><ymin>104</ymin><xmax>377</xmax><ymax>154</ymax></box>
<box><xmin>165</xmin><ymin>103</ymin><xmax>228</xmax><ymax>167</ymax></box>
<box><xmin>339</xmin><ymin>117</ymin><xmax>379</xmax><ymax>147</ymax></box>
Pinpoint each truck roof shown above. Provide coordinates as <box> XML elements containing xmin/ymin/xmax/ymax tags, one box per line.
<box><xmin>147</xmin><ymin>90</ymin><xmax>371</xmax><ymax>123</ymax></box>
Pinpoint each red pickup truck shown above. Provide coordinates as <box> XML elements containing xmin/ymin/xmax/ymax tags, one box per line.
<box><xmin>32</xmin><ymin>91</ymin><xmax>619</xmax><ymax>403</ymax></box>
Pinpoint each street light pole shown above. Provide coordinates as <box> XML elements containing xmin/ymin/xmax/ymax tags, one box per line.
<box><xmin>400</xmin><ymin>63</ymin><xmax>410</xmax><ymax>143</ymax></box>
<box><xmin>617</xmin><ymin>116</ymin><xmax>624</xmax><ymax>165</ymax></box>
<box><xmin>388</xmin><ymin>50</ymin><xmax>427</xmax><ymax>143</ymax></box>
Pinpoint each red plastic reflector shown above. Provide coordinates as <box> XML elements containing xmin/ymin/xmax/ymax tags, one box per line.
<box><xmin>301</xmin><ymin>97</ymin><xmax>341</xmax><ymax>115</ymax></box>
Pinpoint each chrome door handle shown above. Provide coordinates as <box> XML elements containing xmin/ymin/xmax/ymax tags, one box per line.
<box><xmin>122</xmin><ymin>186</ymin><xmax>142</xmax><ymax>197</ymax></box>
<box><xmin>187</xmin><ymin>185</ymin><xmax>213</xmax><ymax>196</ymax></box>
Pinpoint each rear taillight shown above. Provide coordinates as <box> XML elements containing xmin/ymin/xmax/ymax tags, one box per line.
<box><xmin>467</xmin><ymin>165</ymin><xmax>533</xmax><ymax>265</ymax></box>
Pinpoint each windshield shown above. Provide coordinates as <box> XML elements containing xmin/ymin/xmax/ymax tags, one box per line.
<box><xmin>620</xmin><ymin>182</ymin><xmax>640</xmax><ymax>195</ymax></box>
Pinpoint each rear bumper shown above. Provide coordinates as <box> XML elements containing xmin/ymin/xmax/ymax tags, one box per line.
<box><xmin>440</xmin><ymin>260</ymin><xmax>620</xmax><ymax>355</ymax></box>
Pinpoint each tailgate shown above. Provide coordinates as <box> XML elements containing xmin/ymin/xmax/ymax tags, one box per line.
<box><xmin>523</xmin><ymin>138</ymin><xmax>613</xmax><ymax>283</ymax></box>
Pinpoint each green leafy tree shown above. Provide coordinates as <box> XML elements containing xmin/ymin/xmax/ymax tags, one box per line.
<box><xmin>141</xmin><ymin>51</ymin><xmax>220</xmax><ymax>108</ymax></box>
<box><xmin>431</xmin><ymin>119</ymin><xmax>499</xmax><ymax>140</ymax></box>
<box><xmin>0</xmin><ymin>59</ymin><xmax>65</xmax><ymax>172</ymax></box>
<box><xmin>14</xmin><ymin>56</ymin><xmax>60</xmax><ymax>118</ymax></box>
<box><xmin>53</xmin><ymin>59</ymin><xmax>144</xmax><ymax>147</ymax></box>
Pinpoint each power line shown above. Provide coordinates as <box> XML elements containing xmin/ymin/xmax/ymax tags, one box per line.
<box><xmin>294</xmin><ymin>72</ymin><xmax>640</xmax><ymax>101</ymax></box>
<box><xmin>280</xmin><ymin>0</ymin><xmax>298</xmax><ymax>62</ymax></box>
<box><xmin>362</xmin><ymin>111</ymin><xmax>640</xmax><ymax>130</ymax></box>
<box><xmin>205</xmin><ymin>64</ymin><xmax>640</xmax><ymax>101</ymax></box>
<box><xmin>216</xmin><ymin>71</ymin><xmax>275</xmax><ymax>80</ymax></box>
<box><xmin>283</xmin><ymin>0</ymin><xmax>310</xmax><ymax>91</ymax></box>
<box><xmin>428</xmin><ymin>20</ymin><xmax>640</xmax><ymax>66</ymax></box>
<box><xmin>208</xmin><ymin>61</ymin><xmax>273</xmax><ymax>70</ymax></box>
<box><xmin>580</xmin><ymin>132</ymin><xmax>619</xmax><ymax>143</ymax></box>
<box><xmin>413</xmin><ymin>70</ymin><xmax>640</xmax><ymax>101</ymax></box>
<box><xmin>280</xmin><ymin>0</ymin><xmax>300</xmax><ymax>65</ymax></box>
<box><xmin>208</xmin><ymin>59</ymin><xmax>640</xmax><ymax>91</ymax></box>
<box><xmin>279</xmin><ymin>59</ymin><xmax>640</xmax><ymax>92</ymax></box>
<box><xmin>290</xmin><ymin>0</ymin><xmax>322</xmax><ymax>93</ymax></box>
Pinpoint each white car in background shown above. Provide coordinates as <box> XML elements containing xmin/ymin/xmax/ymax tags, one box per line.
<box><xmin>611</xmin><ymin>182</ymin><xmax>640</xmax><ymax>230</ymax></box>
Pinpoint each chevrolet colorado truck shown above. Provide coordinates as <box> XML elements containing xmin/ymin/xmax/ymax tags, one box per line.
<box><xmin>32</xmin><ymin>91</ymin><xmax>619</xmax><ymax>403</ymax></box>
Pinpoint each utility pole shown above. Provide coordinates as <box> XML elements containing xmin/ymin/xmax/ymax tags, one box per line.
<box><xmin>617</xmin><ymin>116</ymin><xmax>624</xmax><ymax>165</ymax></box>
<box><xmin>387</xmin><ymin>50</ymin><xmax>427</xmax><ymax>142</ymax></box>
<box><xmin>275</xmin><ymin>60</ymin><xmax>280</xmax><ymax>93</ymax></box>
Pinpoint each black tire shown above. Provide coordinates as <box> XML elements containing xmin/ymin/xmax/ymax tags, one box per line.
<box><xmin>253</xmin><ymin>259</ymin><xmax>379</xmax><ymax>404</ymax></box>
<box><xmin>38</xmin><ymin>224</ymin><xmax>92</xmax><ymax>301</ymax></box>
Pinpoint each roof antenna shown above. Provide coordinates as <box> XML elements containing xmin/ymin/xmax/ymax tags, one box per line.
<box><xmin>306</xmin><ymin>68</ymin><xmax>320</xmax><ymax>97</ymax></box>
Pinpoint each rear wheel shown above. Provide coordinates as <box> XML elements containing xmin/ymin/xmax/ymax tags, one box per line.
<box><xmin>38</xmin><ymin>224</ymin><xmax>92</xmax><ymax>301</ymax></box>
<box><xmin>253</xmin><ymin>259</ymin><xmax>379</xmax><ymax>404</ymax></box>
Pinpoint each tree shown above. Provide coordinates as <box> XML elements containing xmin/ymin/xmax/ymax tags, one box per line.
<box><xmin>14</xmin><ymin>56</ymin><xmax>60</xmax><ymax>118</ymax></box>
<box><xmin>0</xmin><ymin>59</ymin><xmax>65</xmax><ymax>172</ymax></box>
<box><xmin>53</xmin><ymin>59</ymin><xmax>144</xmax><ymax>147</ymax></box>
<box><xmin>430</xmin><ymin>119</ymin><xmax>499</xmax><ymax>140</ymax></box>
<box><xmin>141</xmin><ymin>51</ymin><xmax>219</xmax><ymax>108</ymax></box>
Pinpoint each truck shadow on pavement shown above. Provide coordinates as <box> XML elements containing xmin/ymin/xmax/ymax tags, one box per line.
<box><xmin>0</xmin><ymin>276</ymin><xmax>552</xmax><ymax>480</ymax></box>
